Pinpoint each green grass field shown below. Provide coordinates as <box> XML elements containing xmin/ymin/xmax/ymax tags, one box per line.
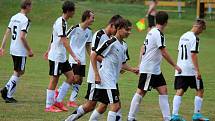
<box><xmin>0</xmin><ymin>0</ymin><xmax>215</xmax><ymax>121</ymax></box>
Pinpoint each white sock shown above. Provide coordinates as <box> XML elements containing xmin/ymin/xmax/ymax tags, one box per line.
<box><xmin>107</xmin><ymin>111</ymin><xmax>117</xmax><ymax>121</ymax></box>
<box><xmin>66</xmin><ymin>105</ymin><xmax>85</xmax><ymax>120</ymax></box>
<box><xmin>128</xmin><ymin>93</ymin><xmax>142</xmax><ymax>120</ymax></box>
<box><xmin>56</xmin><ymin>82</ymin><xmax>71</xmax><ymax>102</ymax></box>
<box><xmin>116</xmin><ymin>109</ymin><xmax>122</xmax><ymax>121</ymax></box>
<box><xmin>6</xmin><ymin>75</ymin><xmax>20</xmax><ymax>98</ymax></box>
<box><xmin>172</xmin><ymin>95</ymin><xmax>182</xmax><ymax>115</ymax></box>
<box><xmin>89</xmin><ymin>109</ymin><xmax>102</xmax><ymax>121</ymax></box>
<box><xmin>69</xmin><ymin>84</ymin><xmax>80</xmax><ymax>101</ymax></box>
<box><xmin>159</xmin><ymin>95</ymin><xmax>171</xmax><ymax>121</ymax></box>
<box><xmin>194</xmin><ymin>96</ymin><xmax>203</xmax><ymax>114</ymax></box>
<box><xmin>46</xmin><ymin>89</ymin><xmax>55</xmax><ymax>108</ymax></box>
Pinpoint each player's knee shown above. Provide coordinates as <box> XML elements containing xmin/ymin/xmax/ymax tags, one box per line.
<box><xmin>136</xmin><ymin>88</ymin><xmax>145</xmax><ymax>96</ymax></box>
<box><xmin>16</xmin><ymin>70</ymin><xmax>25</xmax><ymax>76</ymax></box>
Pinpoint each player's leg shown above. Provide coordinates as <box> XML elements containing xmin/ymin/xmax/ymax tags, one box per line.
<box><xmin>65</xmin><ymin>100</ymin><xmax>97</xmax><ymax>121</ymax></box>
<box><xmin>128</xmin><ymin>73</ymin><xmax>148</xmax><ymax>121</ymax></box>
<box><xmin>89</xmin><ymin>103</ymin><xmax>107</xmax><ymax>121</ymax></box>
<box><xmin>108</xmin><ymin>102</ymin><xmax>120</xmax><ymax>121</ymax></box>
<box><xmin>45</xmin><ymin>75</ymin><xmax>62</xmax><ymax>112</ymax></box>
<box><xmin>192</xmin><ymin>78</ymin><xmax>209</xmax><ymax>121</ymax></box>
<box><xmin>1</xmin><ymin>56</ymin><xmax>26</xmax><ymax>103</ymax></box>
<box><xmin>65</xmin><ymin>83</ymin><xmax>98</xmax><ymax>121</ymax></box>
<box><xmin>68</xmin><ymin>75</ymin><xmax>83</xmax><ymax>107</ymax></box>
<box><xmin>171</xmin><ymin>76</ymin><xmax>187</xmax><ymax>121</ymax></box>
<box><xmin>154</xmin><ymin>73</ymin><xmax>170</xmax><ymax>121</ymax></box>
<box><xmin>67</xmin><ymin>64</ymin><xmax>85</xmax><ymax>107</ymax></box>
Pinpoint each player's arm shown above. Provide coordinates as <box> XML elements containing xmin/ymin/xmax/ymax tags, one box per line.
<box><xmin>191</xmin><ymin>53</ymin><xmax>201</xmax><ymax>79</ymax></box>
<box><xmin>0</xmin><ymin>28</ymin><xmax>11</xmax><ymax>56</ymax></box>
<box><xmin>138</xmin><ymin>45</ymin><xmax>145</xmax><ymax>67</ymax></box>
<box><xmin>20</xmin><ymin>31</ymin><xmax>33</xmax><ymax>57</ymax></box>
<box><xmin>60</xmin><ymin>37</ymin><xmax>80</xmax><ymax>64</ymax></box>
<box><xmin>160</xmin><ymin>48</ymin><xmax>182</xmax><ymax>73</ymax></box>
<box><xmin>122</xmin><ymin>63</ymin><xmax>139</xmax><ymax>75</ymax></box>
<box><xmin>43</xmin><ymin>36</ymin><xmax>52</xmax><ymax>60</ymax></box>
<box><xmin>91</xmin><ymin>51</ymin><xmax>101</xmax><ymax>84</ymax></box>
<box><xmin>146</xmin><ymin>2</ymin><xmax>155</xmax><ymax>16</ymax></box>
<box><xmin>86</xmin><ymin>42</ymin><xmax>91</xmax><ymax>56</ymax></box>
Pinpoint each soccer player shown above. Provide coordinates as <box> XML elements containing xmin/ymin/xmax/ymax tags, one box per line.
<box><xmin>58</xmin><ymin>10</ymin><xmax>94</xmax><ymax>108</ymax></box>
<box><xmin>146</xmin><ymin>0</ymin><xmax>158</xmax><ymax>31</ymax></box>
<box><xmin>44</xmin><ymin>1</ymin><xmax>80</xmax><ymax>112</ymax></box>
<box><xmin>171</xmin><ymin>19</ymin><xmax>209</xmax><ymax>121</ymax></box>
<box><xmin>127</xmin><ymin>11</ymin><xmax>182</xmax><ymax>121</ymax></box>
<box><xmin>65</xmin><ymin>18</ymin><xmax>138</xmax><ymax>121</ymax></box>
<box><xmin>0</xmin><ymin>0</ymin><xmax>33</xmax><ymax>103</ymax></box>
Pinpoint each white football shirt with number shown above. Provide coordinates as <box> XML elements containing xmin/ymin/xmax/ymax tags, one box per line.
<box><xmin>9</xmin><ymin>13</ymin><xmax>30</xmax><ymax>56</ymax></box>
<box><xmin>175</xmin><ymin>31</ymin><xmax>200</xmax><ymax>76</ymax></box>
<box><xmin>139</xmin><ymin>27</ymin><xmax>166</xmax><ymax>75</ymax></box>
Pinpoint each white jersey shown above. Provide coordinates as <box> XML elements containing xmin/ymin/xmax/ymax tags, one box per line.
<box><xmin>48</xmin><ymin>17</ymin><xmax>68</xmax><ymax>62</ymax></box>
<box><xmin>139</xmin><ymin>27</ymin><xmax>166</xmax><ymax>75</ymax></box>
<box><xmin>8</xmin><ymin>13</ymin><xmax>30</xmax><ymax>56</ymax></box>
<box><xmin>67</xmin><ymin>24</ymin><xmax>92</xmax><ymax>65</ymax></box>
<box><xmin>175</xmin><ymin>31</ymin><xmax>200</xmax><ymax>76</ymax></box>
<box><xmin>87</xmin><ymin>29</ymin><xmax>110</xmax><ymax>83</ymax></box>
<box><xmin>95</xmin><ymin>37</ymin><xmax>127</xmax><ymax>89</ymax></box>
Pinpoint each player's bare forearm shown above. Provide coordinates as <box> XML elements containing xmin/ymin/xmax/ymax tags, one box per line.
<box><xmin>20</xmin><ymin>32</ymin><xmax>31</xmax><ymax>52</ymax></box>
<box><xmin>191</xmin><ymin>53</ymin><xmax>200</xmax><ymax>73</ymax></box>
<box><xmin>61</xmin><ymin>37</ymin><xmax>75</xmax><ymax>58</ymax></box>
<box><xmin>161</xmin><ymin>48</ymin><xmax>176</xmax><ymax>67</ymax></box>
<box><xmin>1</xmin><ymin>28</ymin><xmax>11</xmax><ymax>49</ymax></box>
<box><xmin>122</xmin><ymin>63</ymin><xmax>139</xmax><ymax>74</ymax></box>
<box><xmin>139</xmin><ymin>45</ymin><xmax>145</xmax><ymax>66</ymax></box>
<box><xmin>91</xmin><ymin>51</ymin><xmax>99</xmax><ymax>74</ymax></box>
<box><xmin>86</xmin><ymin>43</ymin><xmax>91</xmax><ymax>56</ymax></box>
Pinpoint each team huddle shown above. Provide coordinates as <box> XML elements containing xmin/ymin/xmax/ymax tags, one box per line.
<box><xmin>0</xmin><ymin>0</ymin><xmax>209</xmax><ymax>121</ymax></box>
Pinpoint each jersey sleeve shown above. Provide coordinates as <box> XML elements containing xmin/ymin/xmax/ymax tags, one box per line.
<box><xmin>95</xmin><ymin>38</ymin><xmax>115</xmax><ymax>57</ymax></box>
<box><xmin>92</xmin><ymin>30</ymin><xmax>105</xmax><ymax>51</ymax></box>
<box><xmin>155</xmin><ymin>30</ymin><xmax>166</xmax><ymax>49</ymax></box>
<box><xmin>20</xmin><ymin>19</ymin><xmax>30</xmax><ymax>33</ymax></box>
<box><xmin>57</xmin><ymin>19</ymin><xmax>67</xmax><ymax>37</ymax></box>
<box><xmin>190</xmin><ymin>36</ymin><xmax>200</xmax><ymax>53</ymax></box>
<box><xmin>8</xmin><ymin>18</ymin><xmax>13</xmax><ymax>29</ymax></box>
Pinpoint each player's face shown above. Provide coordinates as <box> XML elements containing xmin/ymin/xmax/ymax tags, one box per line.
<box><xmin>120</xmin><ymin>26</ymin><xmax>132</xmax><ymax>39</ymax></box>
<box><xmin>26</xmin><ymin>4</ymin><xmax>32</xmax><ymax>13</ymax></box>
<box><xmin>110</xmin><ymin>24</ymin><xmax>117</xmax><ymax>35</ymax></box>
<box><xmin>68</xmin><ymin>11</ymin><xmax>75</xmax><ymax>18</ymax></box>
<box><xmin>196</xmin><ymin>25</ymin><xmax>206</xmax><ymax>35</ymax></box>
<box><xmin>87</xmin><ymin>13</ymin><xmax>95</xmax><ymax>26</ymax></box>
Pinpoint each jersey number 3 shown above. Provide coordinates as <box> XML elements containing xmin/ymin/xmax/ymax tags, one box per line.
<box><xmin>12</xmin><ymin>26</ymin><xmax>17</xmax><ymax>40</ymax></box>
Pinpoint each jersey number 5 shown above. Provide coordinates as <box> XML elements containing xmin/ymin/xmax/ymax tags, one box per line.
<box><xmin>12</xmin><ymin>26</ymin><xmax>17</xmax><ymax>40</ymax></box>
<box><xmin>181</xmin><ymin>44</ymin><xmax>188</xmax><ymax>60</ymax></box>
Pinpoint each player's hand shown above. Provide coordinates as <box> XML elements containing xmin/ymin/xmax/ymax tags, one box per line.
<box><xmin>28</xmin><ymin>49</ymin><xmax>34</xmax><ymax>57</ymax></box>
<box><xmin>0</xmin><ymin>48</ymin><xmax>5</xmax><ymax>56</ymax></box>
<box><xmin>74</xmin><ymin>57</ymin><xmax>81</xmax><ymax>65</ymax></box>
<box><xmin>43</xmin><ymin>51</ymin><xmax>49</xmax><ymax>60</ymax></box>
<box><xmin>196</xmin><ymin>71</ymin><xmax>202</xmax><ymax>80</ymax></box>
<box><xmin>132</xmin><ymin>67</ymin><xmax>139</xmax><ymax>75</ymax></box>
<box><xmin>95</xmin><ymin>73</ymin><xmax>101</xmax><ymax>84</ymax></box>
<box><xmin>175</xmin><ymin>65</ymin><xmax>182</xmax><ymax>74</ymax></box>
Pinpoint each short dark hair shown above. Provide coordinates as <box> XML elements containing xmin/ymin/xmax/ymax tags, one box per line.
<box><xmin>108</xmin><ymin>14</ymin><xmax>123</xmax><ymax>29</ymax></box>
<box><xmin>116</xmin><ymin>19</ymin><xmax>132</xmax><ymax>30</ymax></box>
<box><xmin>82</xmin><ymin>10</ymin><xmax>93</xmax><ymax>22</ymax></box>
<box><xmin>20</xmin><ymin>0</ymin><xmax>32</xmax><ymax>9</ymax></box>
<box><xmin>62</xmin><ymin>0</ymin><xmax>75</xmax><ymax>13</ymax></box>
<box><xmin>156</xmin><ymin>11</ymin><xmax>169</xmax><ymax>25</ymax></box>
